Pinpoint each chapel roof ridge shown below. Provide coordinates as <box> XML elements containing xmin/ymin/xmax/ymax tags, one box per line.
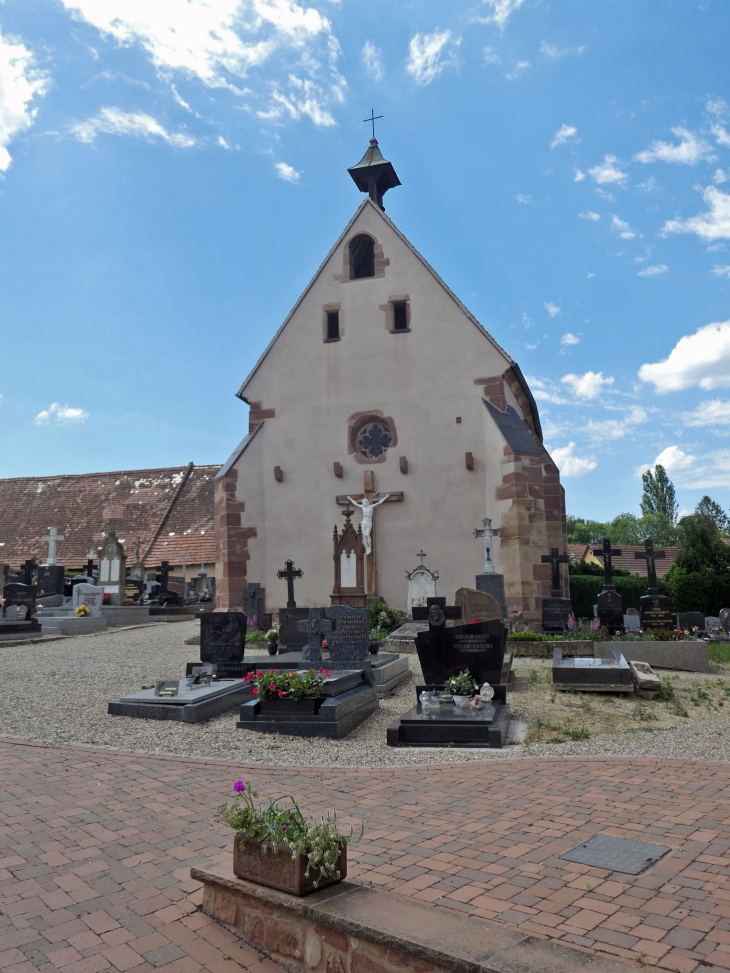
<box><xmin>0</xmin><ymin>462</ymin><xmax>222</xmax><ymax>483</ymax></box>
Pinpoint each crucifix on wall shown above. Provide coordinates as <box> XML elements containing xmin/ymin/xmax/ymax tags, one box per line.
<box><xmin>337</xmin><ymin>470</ymin><xmax>403</xmax><ymax>594</ymax></box>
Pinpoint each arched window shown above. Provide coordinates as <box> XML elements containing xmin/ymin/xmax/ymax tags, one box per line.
<box><xmin>349</xmin><ymin>234</ymin><xmax>375</xmax><ymax>279</ymax></box>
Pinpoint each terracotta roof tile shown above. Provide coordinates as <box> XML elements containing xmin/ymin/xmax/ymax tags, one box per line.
<box><xmin>602</xmin><ymin>545</ymin><xmax>679</xmax><ymax>578</ymax></box>
<box><xmin>0</xmin><ymin>463</ymin><xmax>220</xmax><ymax>570</ymax></box>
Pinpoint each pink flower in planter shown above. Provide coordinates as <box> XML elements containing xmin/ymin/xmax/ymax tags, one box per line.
<box><xmin>233</xmin><ymin>781</ymin><xmax>246</xmax><ymax>793</ymax></box>
<box><xmin>269</xmin><ymin>683</ymin><xmax>276</xmax><ymax>691</ymax></box>
<box><xmin>278</xmin><ymin>690</ymin><xmax>286</xmax><ymax>698</ymax></box>
<box><xmin>251</xmin><ymin>687</ymin><xmax>258</xmax><ymax>696</ymax></box>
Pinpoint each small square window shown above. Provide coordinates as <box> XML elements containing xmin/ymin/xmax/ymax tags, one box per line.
<box><xmin>392</xmin><ymin>301</ymin><xmax>408</xmax><ymax>331</ymax></box>
<box><xmin>326</xmin><ymin>310</ymin><xmax>340</xmax><ymax>340</ymax></box>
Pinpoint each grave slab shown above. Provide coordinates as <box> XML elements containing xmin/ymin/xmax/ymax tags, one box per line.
<box><xmin>613</xmin><ymin>639</ymin><xmax>711</xmax><ymax>674</ymax></box>
<box><xmin>552</xmin><ymin>645</ymin><xmax>633</xmax><ymax>692</ymax></box>
<box><xmin>39</xmin><ymin>615</ymin><xmax>108</xmax><ymax>636</ymax></box>
<box><xmin>108</xmin><ymin>678</ymin><xmax>249</xmax><ymax>722</ymax></box>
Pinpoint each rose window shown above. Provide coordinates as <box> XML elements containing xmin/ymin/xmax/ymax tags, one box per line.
<box><xmin>356</xmin><ymin>421</ymin><xmax>392</xmax><ymax>459</ymax></box>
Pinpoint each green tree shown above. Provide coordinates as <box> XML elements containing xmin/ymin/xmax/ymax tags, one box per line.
<box><xmin>566</xmin><ymin>516</ymin><xmax>608</xmax><ymax>545</ymax></box>
<box><xmin>637</xmin><ymin>512</ymin><xmax>679</xmax><ymax>546</ymax></box>
<box><xmin>606</xmin><ymin>512</ymin><xmax>642</xmax><ymax>545</ymax></box>
<box><xmin>640</xmin><ymin>464</ymin><xmax>678</xmax><ymax>524</ymax></box>
<box><xmin>674</xmin><ymin>513</ymin><xmax>730</xmax><ymax>573</ymax></box>
<box><xmin>695</xmin><ymin>496</ymin><xmax>729</xmax><ymax>535</ymax></box>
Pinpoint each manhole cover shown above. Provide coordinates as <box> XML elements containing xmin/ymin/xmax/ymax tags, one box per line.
<box><xmin>560</xmin><ymin>835</ymin><xmax>671</xmax><ymax>875</ymax></box>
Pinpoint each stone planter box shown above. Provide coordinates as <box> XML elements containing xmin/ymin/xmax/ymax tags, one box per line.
<box><xmin>258</xmin><ymin>697</ymin><xmax>322</xmax><ymax>717</ymax></box>
<box><xmin>599</xmin><ymin>640</ymin><xmax>710</xmax><ymax>674</ymax></box>
<box><xmin>233</xmin><ymin>835</ymin><xmax>346</xmax><ymax>896</ymax></box>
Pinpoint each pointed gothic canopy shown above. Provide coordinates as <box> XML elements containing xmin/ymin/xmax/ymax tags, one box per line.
<box><xmin>348</xmin><ymin>138</ymin><xmax>401</xmax><ymax>210</ymax></box>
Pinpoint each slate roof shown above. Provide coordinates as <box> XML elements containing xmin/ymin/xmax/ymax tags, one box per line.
<box><xmin>0</xmin><ymin>463</ymin><xmax>220</xmax><ymax>570</ymax></box>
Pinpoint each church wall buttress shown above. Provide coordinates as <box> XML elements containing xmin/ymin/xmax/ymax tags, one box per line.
<box><xmin>215</xmin><ymin>468</ymin><xmax>255</xmax><ymax>610</ymax></box>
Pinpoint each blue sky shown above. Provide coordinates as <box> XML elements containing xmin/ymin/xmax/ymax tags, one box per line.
<box><xmin>1</xmin><ymin>0</ymin><xmax>730</xmax><ymax>522</ymax></box>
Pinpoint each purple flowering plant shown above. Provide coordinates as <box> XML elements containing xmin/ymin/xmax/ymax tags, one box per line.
<box><xmin>217</xmin><ymin>781</ymin><xmax>363</xmax><ymax>887</ymax></box>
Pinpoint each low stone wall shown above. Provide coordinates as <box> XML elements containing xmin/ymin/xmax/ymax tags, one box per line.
<box><xmin>507</xmin><ymin>639</ymin><xmax>593</xmax><ymax>658</ymax></box>
<box><xmin>192</xmin><ymin>860</ymin><xmax>632</xmax><ymax>973</ymax></box>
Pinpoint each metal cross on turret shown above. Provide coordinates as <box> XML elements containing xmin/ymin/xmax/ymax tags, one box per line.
<box><xmin>363</xmin><ymin>108</ymin><xmax>383</xmax><ymax>139</ymax></box>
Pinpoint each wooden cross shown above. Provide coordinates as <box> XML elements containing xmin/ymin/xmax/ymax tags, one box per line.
<box><xmin>601</xmin><ymin>537</ymin><xmax>623</xmax><ymax>591</ymax></box>
<box><xmin>337</xmin><ymin>470</ymin><xmax>403</xmax><ymax>593</ymax></box>
<box><xmin>541</xmin><ymin>547</ymin><xmax>569</xmax><ymax>597</ymax></box>
<box><xmin>635</xmin><ymin>538</ymin><xmax>665</xmax><ymax>594</ymax></box>
<box><xmin>277</xmin><ymin>559</ymin><xmax>303</xmax><ymax>608</ymax></box>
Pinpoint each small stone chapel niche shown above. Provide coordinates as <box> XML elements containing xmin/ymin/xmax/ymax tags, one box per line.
<box><xmin>331</xmin><ymin>507</ymin><xmax>366</xmax><ymax>607</ymax></box>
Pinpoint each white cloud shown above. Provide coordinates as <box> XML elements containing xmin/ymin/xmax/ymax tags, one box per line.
<box><xmin>611</xmin><ymin>214</ymin><xmax>635</xmax><ymax>239</ymax></box>
<box><xmin>405</xmin><ymin>29</ymin><xmax>459</xmax><ymax>86</ymax></box>
<box><xmin>637</xmin><ymin>263</ymin><xmax>669</xmax><ymax>277</ymax></box>
<box><xmin>550</xmin><ymin>123</ymin><xmax>578</xmax><ymax>150</ymax></box>
<box><xmin>561</xmin><ymin>332</ymin><xmax>581</xmax><ymax>346</ymax></box>
<box><xmin>274</xmin><ymin>160</ymin><xmax>300</xmax><ymax>182</ymax></box>
<box><xmin>483</xmin><ymin>46</ymin><xmax>501</xmax><ymax>65</ymax></box>
<box><xmin>0</xmin><ymin>27</ymin><xmax>49</xmax><ymax>173</ymax></box>
<box><xmin>540</xmin><ymin>41</ymin><xmax>561</xmax><ymax>58</ymax></box>
<box><xmin>58</xmin><ymin>0</ymin><xmax>343</xmax><ymax>126</ymax></box>
<box><xmin>706</xmin><ymin>97</ymin><xmax>728</xmax><ymax>119</ymax></box>
<box><xmin>585</xmin><ymin>407</ymin><xmax>648</xmax><ymax>442</ymax></box>
<box><xmin>478</xmin><ymin>0</ymin><xmax>526</xmax><ymax>31</ymax></box>
<box><xmin>588</xmin><ymin>155</ymin><xmax>627</xmax><ymax>185</ymax></box>
<box><xmin>70</xmin><ymin>107</ymin><xmax>196</xmax><ymax>146</ymax></box>
<box><xmin>362</xmin><ymin>41</ymin><xmax>383</xmax><ymax>81</ymax></box>
<box><xmin>562</xmin><ymin>371</ymin><xmax>614</xmax><ymax>400</ymax></box>
<box><xmin>639</xmin><ymin>320</ymin><xmax>730</xmax><ymax>393</ymax></box>
<box><xmin>586</xmin><ymin>272</ymin><xmax>595</xmax><ymax>278</ymax></box>
<box><xmin>550</xmin><ymin>442</ymin><xmax>597</xmax><ymax>477</ymax></box>
<box><xmin>579</xmin><ymin>211</ymin><xmax>600</xmax><ymax>221</ymax></box>
<box><xmin>34</xmin><ymin>403</ymin><xmax>89</xmax><ymax>425</ymax></box>
<box><xmin>574</xmin><ymin>168</ymin><xmax>586</xmax><ymax>182</ymax></box>
<box><xmin>651</xmin><ymin>444</ymin><xmax>730</xmax><ymax>489</ymax></box>
<box><xmin>544</xmin><ymin>302</ymin><xmax>561</xmax><ymax>317</ymax></box>
<box><xmin>714</xmin><ymin>168</ymin><xmax>729</xmax><ymax>185</ymax></box>
<box><xmin>527</xmin><ymin>377</ymin><xmax>568</xmax><ymax>405</ymax></box>
<box><xmin>635</xmin><ymin>127</ymin><xmax>715</xmax><ymax>165</ymax></box>
<box><xmin>217</xmin><ymin>135</ymin><xmax>230</xmax><ymax>148</ymax></box>
<box><xmin>682</xmin><ymin>399</ymin><xmax>730</xmax><ymax>428</ymax></box>
<box><xmin>711</xmin><ymin>265</ymin><xmax>730</xmax><ymax>278</ymax></box>
<box><xmin>711</xmin><ymin>124</ymin><xmax>730</xmax><ymax>149</ymax></box>
<box><xmin>505</xmin><ymin>60</ymin><xmax>530</xmax><ymax>80</ymax></box>
<box><xmin>515</xmin><ymin>193</ymin><xmax>531</xmax><ymax>204</ymax></box>
<box><xmin>663</xmin><ymin>186</ymin><xmax>730</xmax><ymax>241</ymax></box>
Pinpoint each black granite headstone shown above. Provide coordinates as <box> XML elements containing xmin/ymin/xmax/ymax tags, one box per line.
<box><xmin>3</xmin><ymin>583</ymin><xmax>37</xmax><ymax>615</ymax></box>
<box><xmin>37</xmin><ymin>565</ymin><xmax>65</xmax><ymax>598</ymax></box>
<box><xmin>155</xmin><ymin>589</ymin><xmax>181</xmax><ymax>606</ymax></box>
<box><xmin>244</xmin><ymin>583</ymin><xmax>267</xmax><ymax>628</ymax></box>
<box><xmin>200</xmin><ymin>612</ymin><xmax>247</xmax><ymax>665</ymax></box>
<box><xmin>677</xmin><ymin>612</ymin><xmax>705</xmax><ymax>633</ymax></box>
<box><xmin>597</xmin><ymin>589</ymin><xmax>624</xmax><ymax>636</ymax></box>
<box><xmin>279</xmin><ymin>607</ymin><xmax>317</xmax><ymax>648</ymax></box>
<box><xmin>640</xmin><ymin>594</ymin><xmax>674</xmax><ymax>631</ymax></box>
<box><xmin>325</xmin><ymin>605</ymin><xmax>369</xmax><ymax>669</ymax></box>
<box><xmin>415</xmin><ymin>619</ymin><xmax>506</xmax><ymax>687</ymax></box>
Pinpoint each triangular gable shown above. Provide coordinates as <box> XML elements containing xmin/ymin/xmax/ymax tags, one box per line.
<box><xmin>237</xmin><ymin>197</ymin><xmax>514</xmax><ymax>400</ymax></box>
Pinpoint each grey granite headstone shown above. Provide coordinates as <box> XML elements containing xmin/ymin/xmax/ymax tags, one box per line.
<box><xmin>624</xmin><ymin>613</ymin><xmax>641</xmax><ymax>632</ymax></box>
<box><xmin>5</xmin><ymin>606</ymin><xmax>18</xmax><ymax>621</ymax></box>
<box><xmin>720</xmin><ymin>608</ymin><xmax>730</xmax><ymax>635</ymax></box>
<box><xmin>325</xmin><ymin>605</ymin><xmax>369</xmax><ymax>668</ymax></box>
<box><xmin>200</xmin><ymin>612</ymin><xmax>247</xmax><ymax>665</ymax></box>
<box><xmin>297</xmin><ymin>608</ymin><xmax>333</xmax><ymax>664</ymax></box>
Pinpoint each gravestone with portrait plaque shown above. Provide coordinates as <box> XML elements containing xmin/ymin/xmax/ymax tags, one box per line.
<box><xmin>388</xmin><ymin>597</ymin><xmax>510</xmax><ymax>748</ymax></box>
<box><xmin>1</xmin><ymin>582</ymin><xmax>41</xmax><ymax>638</ymax></box>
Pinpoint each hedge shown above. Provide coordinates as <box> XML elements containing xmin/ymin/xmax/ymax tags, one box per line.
<box><xmin>568</xmin><ymin>570</ymin><xmax>730</xmax><ymax>617</ymax></box>
<box><xmin>568</xmin><ymin>575</ymin><xmax>651</xmax><ymax>619</ymax></box>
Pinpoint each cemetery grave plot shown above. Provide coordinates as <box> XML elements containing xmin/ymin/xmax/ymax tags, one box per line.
<box><xmin>508</xmin><ymin>656</ymin><xmax>730</xmax><ymax>745</ymax></box>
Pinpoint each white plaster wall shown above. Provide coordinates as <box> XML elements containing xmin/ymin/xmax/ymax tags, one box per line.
<box><xmin>234</xmin><ymin>201</ymin><xmax>535</xmax><ymax>611</ymax></box>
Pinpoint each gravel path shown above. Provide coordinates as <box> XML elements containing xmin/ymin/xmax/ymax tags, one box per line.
<box><xmin>3</xmin><ymin>621</ymin><xmax>730</xmax><ymax>766</ymax></box>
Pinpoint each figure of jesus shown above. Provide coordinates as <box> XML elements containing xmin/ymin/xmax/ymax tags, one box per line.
<box><xmin>347</xmin><ymin>494</ymin><xmax>389</xmax><ymax>555</ymax></box>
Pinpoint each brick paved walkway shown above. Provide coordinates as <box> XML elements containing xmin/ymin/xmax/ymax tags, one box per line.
<box><xmin>2</xmin><ymin>739</ymin><xmax>730</xmax><ymax>972</ymax></box>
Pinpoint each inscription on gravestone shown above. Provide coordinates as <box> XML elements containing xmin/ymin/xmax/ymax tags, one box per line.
<box><xmin>200</xmin><ymin>612</ymin><xmax>247</xmax><ymax>665</ymax></box>
<box><xmin>3</xmin><ymin>583</ymin><xmax>37</xmax><ymax>616</ymax></box>
<box><xmin>325</xmin><ymin>605</ymin><xmax>369</xmax><ymax>668</ymax></box>
<box><xmin>415</xmin><ymin>620</ymin><xmax>506</xmax><ymax>688</ymax></box>
<box><xmin>297</xmin><ymin>609</ymin><xmax>333</xmax><ymax>664</ymax></box>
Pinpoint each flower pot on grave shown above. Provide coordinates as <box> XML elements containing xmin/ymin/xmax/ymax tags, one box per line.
<box><xmin>257</xmin><ymin>696</ymin><xmax>322</xmax><ymax>716</ymax></box>
<box><xmin>369</xmin><ymin>639</ymin><xmax>380</xmax><ymax>655</ymax></box>
<box><xmin>452</xmin><ymin>695</ymin><xmax>469</xmax><ymax>707</ymax></box>
<box><xmin>267</xmin><ymin>640</ymin><xmax>278</xmax><ymax>655</ymax></box>
<box><xmin>233</xmin><ymin>835</ymin><xmax>347</xmax><ymax>895</ymax></box>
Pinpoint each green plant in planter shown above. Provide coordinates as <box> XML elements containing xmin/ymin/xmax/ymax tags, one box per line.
<box><xmin>243</xmin><ymin>667</ymin><xmax>330</xmax><ymax>700</ymax></box>
<box><xmin>217</xmin><ymin>781</ymin><xmax>362</xmax><ymax>885</ymax></box>
<box><xmin>443</xmin><ymin>669</ymin><xmax>478</xmax><ymax>696</ymax></box>
<box><xmin>265</xmin><ymin>628</ymin><xmax>279</xmax><ymax>641</ymax></box>
<box><xmin>507</xmin><ymin>631</ymin><xmax>557</xmax><ymax>641</ymax></box>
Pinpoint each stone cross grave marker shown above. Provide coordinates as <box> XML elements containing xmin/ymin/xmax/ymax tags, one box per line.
<box><xmin>297</xmin><ymin>608</ymin><xmax>333</xmax><ymax>664</ymax></box>
<box><xmin>42</xmin><ymin>526</ymin><xmax>64</xmax><ymax>565</ymax></box>
<box><xmin>635</xmin><ymin>538</ymin><xmax>672</xmax><ymax>630</ymax></box>
<box><xmin>21</xmin><ymin>559</ymin><xmax>37</xmax><ymax>586</ymax></box>
<box><xmin>473</xmin><ymin>518</ymin><xmax>502</xmax><ymax>573</ymax></box>
<box><xmin>542</xmin><ymin>548</ymin><xmax>569</xmax><ymax>597</ymax></box>
<box><xmin>635</xmin><ymin>538</ymin><xmax>665</xmax><ymax>594</ymax></box>
<box><xmin>324</xmin><ymin>605</ymin><xmax>369</xmax><ymax>670</ymax></box>
<box><xmin>277</xmin><ymin>559</ymin><xmax>303</xmax><ymax>609</ymax></box>
<box><xmin>597</xmin><ymin>537</ymin><xmax>624</xmax><ymax>635</ymax></box>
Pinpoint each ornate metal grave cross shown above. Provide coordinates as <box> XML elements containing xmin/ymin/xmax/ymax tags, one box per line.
<box><xmin>473</xmin><ymin>518</ymin><xmax>502</xmax><ymax>573</ymax></box>
<box><xmin>363</xmin><ymin>109</ymin><xmax>383</xmax><ymax>139</ymax></box>
<box><xmin>635</xmin><ymin>538</ymin><xmax>665</xmax><ymax>594</ymax></box>
<box><xmin>541</xmin><ymin>547</ymin><xmax>569</xmax><ymax>598</ymax></box>
<box><xmin>277</xmin><ymin>559</ymin><xmax>303</xmax><ymax>609</ymax></box>
<box><xmin>41</xmin><ymin>527</ymin><xmax>64</xmax><ymax>566</ymax></box>
<box><xmin>337</xmin><ymin>470</ymin><xmax>403</xmax><ymax>593</ymax></box>
<box><xmin>601</xmin><ymin>537</ymin><xmax>623</xmax><ymax>590</ymax></box>
<box><xmin>297</xmin><ymin>608</ymin><xmax>333</xmax><ymax>663</ymax></box>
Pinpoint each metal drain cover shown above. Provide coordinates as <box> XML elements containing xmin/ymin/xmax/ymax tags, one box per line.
<box><xmin>560</xmin><ymin>835</ymin><xmax>671</xmax><ymax>875</ymax></box>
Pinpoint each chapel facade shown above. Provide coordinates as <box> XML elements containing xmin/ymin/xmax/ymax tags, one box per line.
<box><xmin>215</xmin><ymin>139</ymin><xmax>569</xmax><ymax>630</ymax></box>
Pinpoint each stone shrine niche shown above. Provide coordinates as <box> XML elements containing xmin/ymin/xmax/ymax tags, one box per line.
<box><xmin>331</xmin><ymin>507</ymin><xmax>365</xmax><ymax>607</ymax></box>
<box><xmin>99</xmin><ymin>526</ymin><xmax>127</xmax><ymax>607</ymax></box>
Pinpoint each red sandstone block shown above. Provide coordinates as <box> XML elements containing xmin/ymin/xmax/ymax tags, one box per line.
<box><xmin>315</xmin><ymin>926</ymin><xmax>348</xmax><ymax>952</ymax></box>
<box><xmin>263</xmin><ymin>917</ymin><xmax>303</xmax><ymax>959</ymax></box>
<box><xmin>386</xmin><ymin>948</ymin><xmax>434</xmax><ymax>972</ymax></box>
<box><xmin>352</xmin><ymin>952</ymin><xmax>391</xmax><ymax>973</ymax></box>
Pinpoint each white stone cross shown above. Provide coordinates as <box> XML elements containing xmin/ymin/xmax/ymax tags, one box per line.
<box><xmin>473</xmin><ymin>518</ymin><xmax>501</xmax><ymax>573</ymax></box>
<box><xmin>42</xmin><ymin>526</ymin><xmax>65</xmax><ymax>565</ymax></box>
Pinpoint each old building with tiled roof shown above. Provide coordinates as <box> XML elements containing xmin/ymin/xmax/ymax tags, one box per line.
<box><xmin>0</xmin><ymin>463</ymin><xmax>219</xmax><ymax>578</ymax></box>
